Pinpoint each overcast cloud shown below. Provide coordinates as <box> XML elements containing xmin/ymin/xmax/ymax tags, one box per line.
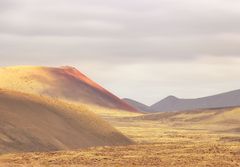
<box><xmin>0</xmin><ymin>0</ymin><xmax>240</xmax><ymax>104</ymax></box>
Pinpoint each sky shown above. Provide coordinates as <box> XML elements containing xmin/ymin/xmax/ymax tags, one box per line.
<box><xmin>1</xmin><ymin>0</ymin><xmax>240</xmax><ymax>105</ymax></box>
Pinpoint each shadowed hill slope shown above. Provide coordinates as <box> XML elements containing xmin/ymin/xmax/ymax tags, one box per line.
<box><xmin>0</xmin><ymin>89</ymin><xmax>133</xmax><ymax>154</ymax></box>
<box><xmin>0</xmin><ymin>66</ymin><xmax>137</xmax><ymax>112</ymax></box>
<box><xmin>150</xmin><ymin>90</ymin><xmax>240</xmax><ymax>112</ymax></box>
<box><xmin>123</xmin><ymin>98</ymin><xmax>150</xmax><ymax>112</ymax></box>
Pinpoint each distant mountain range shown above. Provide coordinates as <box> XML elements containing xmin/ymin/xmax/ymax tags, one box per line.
<box><xmin>124</xmin><ymin>89</ymin><xmax>240</xmax><ymax>112</ymax></box>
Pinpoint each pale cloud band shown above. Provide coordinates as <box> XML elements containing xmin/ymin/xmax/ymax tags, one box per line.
<box><xmin>0</xmin><ymin>0</ymin><xmax>240</xmax><ymax>104</ymax></box>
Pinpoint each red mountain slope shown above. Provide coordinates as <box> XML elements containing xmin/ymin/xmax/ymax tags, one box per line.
<box><xmin>0</xmin><ymin>66</ymin><xmax>137</xmax><ymax>112</ymax></box>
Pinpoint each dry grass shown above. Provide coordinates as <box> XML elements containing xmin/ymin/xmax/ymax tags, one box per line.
<box><xmin>0</xmin><ymin>66</ymin><xmax>137</xmax><ymax>111</ymax></box>
<box><xmin>83</xmin><ymin>104</ymin><xmax>142</xmax><ymax>119</ymax></box>
<box><xmin>0</xmin><ymin>89</ymin><xmax>133</xmax><ymax>154</ymax></box>
<box><xmin>0</xmin><ymin>124</ymin><xmax>239</xmax><ymax>167</ymax></box>
<box><xmin>0</xmin><ymin>142</ymin><xmax>239</xmax><ymax>167</ymax></box>
<box><xmin>0</xmin><ymin>105</ymin><xmax>240</xmax><ymax>166</ymax></box>
<box><xmin>0</xmin><ymin>66</ymin><xmax>53</xmax><ymax>94</ymax></box>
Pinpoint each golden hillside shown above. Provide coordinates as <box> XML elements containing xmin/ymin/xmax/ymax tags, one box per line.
<box><xmin>0</xmin><ymin>89</ymin><xmax>133</xmax><ymax>154</ymax></box>
<box><xmin>0</xmin><ymin>66</ymin><xmax>137</xmax><ymax>112</ymax></box>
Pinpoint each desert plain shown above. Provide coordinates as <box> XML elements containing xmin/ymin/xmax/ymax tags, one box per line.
<box><xmin>0</xmin><ymin>104</ymin><xmax>239</xmax><ymax>167</ymax></box>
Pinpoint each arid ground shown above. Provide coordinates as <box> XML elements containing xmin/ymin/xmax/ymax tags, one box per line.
<box><xmin>0</xmin><ymin>106</ymin><xmax>239</xmax><ymax>167</ymax></box>
<box><xmin>0</xmin><ymin>66</ymin><xmax>239</xmax><ymax>167</ymax></box>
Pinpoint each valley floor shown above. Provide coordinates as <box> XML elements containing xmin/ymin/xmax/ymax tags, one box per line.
<box><xmin>0</xmin><ymin>141</ymin><xmax>239</xmax><ymax>167</ymax></box>
<box><xmin>0</xmin><ymin>119</ymin><xmax>240</xmax><ymax>167</ymax></box>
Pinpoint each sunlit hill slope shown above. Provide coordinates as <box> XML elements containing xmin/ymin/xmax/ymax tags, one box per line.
<box><xmin>0</xmin><ymin>66</ymin><xmax>137</xmax><ymax>112</ymax></box>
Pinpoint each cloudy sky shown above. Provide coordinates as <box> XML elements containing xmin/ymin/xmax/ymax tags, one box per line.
<box><xmin>1</xmin><ymin>0</ymin><xmax>240</xmax><ymax>105</ymax></box>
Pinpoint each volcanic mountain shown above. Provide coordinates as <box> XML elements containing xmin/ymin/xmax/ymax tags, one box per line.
<box><xmin>0</xmin><ymin>89</ymin><xmax>133</xmax><ymax>154</ymax></box>
<box><xmin>150</xmin><ymin>90</ymin><xmax>240</xmax><ymax>112</ymax></box>
<box><xmin>0</xmin><ymin>66</ymin><xmax>137</xmax><ymax>112</ymax></box>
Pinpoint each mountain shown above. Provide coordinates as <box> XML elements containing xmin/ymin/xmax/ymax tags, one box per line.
<box><xmin>0</xmin><ymin>66</ymin><xmax>137</xmax><ymax>112</ymax></box>
<box><xmin>150</xmin><ymin>90</ymin><xmax>240</xmax><ymax>112</ymax></box>
<box><xmin>123</xmin><ymin>98</ymin><xmax>150</xmax><ymax>112</ymax></box>
<box><xmin>0</xmin><ymin>89</ymin><xmax>133</xmax><ymax>154</ymax></box>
